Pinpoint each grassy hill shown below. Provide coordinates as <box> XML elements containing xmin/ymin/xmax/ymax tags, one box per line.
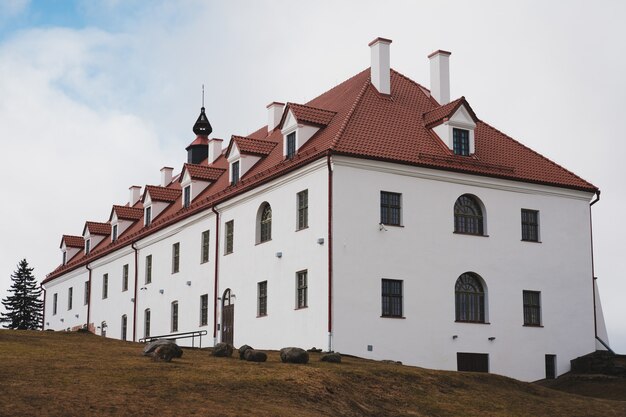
<box><xmin>0</xmin><ymin>330</ymin><xmax>624</xmax><ymax>417</ymax></box>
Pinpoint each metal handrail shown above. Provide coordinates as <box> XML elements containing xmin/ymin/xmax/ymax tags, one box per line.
<box><xmin>139</xmin><ymin>330</ymin><xmax>208</xmax><ymax>348</ymax></box>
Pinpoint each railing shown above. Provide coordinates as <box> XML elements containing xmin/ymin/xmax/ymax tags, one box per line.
<box><xmin>139</xmin><ymin>330</ymin><xmax>208</xmax><ymax>348</ymax></box>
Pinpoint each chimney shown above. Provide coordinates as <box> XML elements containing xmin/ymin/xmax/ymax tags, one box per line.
<box><xmin>160</xmin><ymin>167</ymin><xmax>173</xmax><ymax>187</ymax></box>
<box><xmin>208</xmin><ymin>138</ymin><xmax>224</xmax><ymax>165</ymax></box>
<box><xmin>369</xmin><ymin>37</ymin><xmax>392</xmax><ymax>95</ymax></box>
<box><xmin>428</xmin><ymin>50</ymin><xmax>451</xmax><ymax>105</ymax></box>
<box><xmin>129</xmin><ymin>186</ymin><xmax>141</xmax><ymax>206</ymax></box>
<box><xmin>266</xmin><ymin>102</ymin><xmax>285</xmax><ymax>132</ymax></box>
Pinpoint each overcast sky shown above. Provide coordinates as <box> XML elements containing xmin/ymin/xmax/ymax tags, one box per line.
<box><xmin>0</xmin><ymin>0</ymin><xmax>624</xmax><ymax>352</ymax></box>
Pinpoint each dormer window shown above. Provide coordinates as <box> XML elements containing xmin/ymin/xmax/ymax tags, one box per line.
<box><xmin>286</xmin><ymin>132</ymin><xmax>296</xmax><ymax>159</ymax></box>
<box><xmin>85</xmin><ymin>239</ymin><xmax>91</xmax><ymax>255</ymax></box>
<box><xmin>453</xmin><ymin>128</ymin><xmax>470</xmax><ymax>156</ymax></box>
<box><xmin>231</xmin><ymin>161</ymin><xmax>240</xmax><ymax>185</ymax></box>
<box><xmin>62</xmin><ymin>251</ymin><xmax>67</xmax><ymax>265</ymax></box>
<box><xmin>183</xmin><ymin>186</ymin><xmax>191</xmax><ymax>208</ymax></box>
<box><xmin>112</xmin><ymin>224</ymin><xmax>118</xmax><ymax>242</ymax></box>
<box><xmin>145</xmin><ymin>206</ymin><xmax>152</xmax><ymax>226</ymax></box>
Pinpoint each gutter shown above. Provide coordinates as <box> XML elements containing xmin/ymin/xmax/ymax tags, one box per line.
<box><xmin>132</xmin><ymin>242</ymin><xmax>139</xmax><ymax>342</ymax></box>
<box><xmin>211</xmin><ymin>205</ymin><xmax>220</xmax><ymax>346</ymax></box>
<box><xmin>86</xmin><ymin>263</ymin><xmax>92</xmax><ymax>332</ymax></box>
<box><xmin>327</xmin><ymin>152</ymin><xmax>334</xmax><ymax>352</ymax></box>
<box><xmin>588</xmin><ymin>190</ymin><xmax>610</xmax><ymax>351</ymax></box>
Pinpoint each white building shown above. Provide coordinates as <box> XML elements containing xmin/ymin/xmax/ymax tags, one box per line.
<box><xmin>42</xmin><ymin>38</ymin><xmax>610</xmax><ymax>382</ymax></box>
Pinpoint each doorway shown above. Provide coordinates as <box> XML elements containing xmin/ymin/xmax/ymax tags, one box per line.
<box><xmin>221</xmin><ymin>289</ymin><xmax>234</xmax><ymax>345</ymax></box>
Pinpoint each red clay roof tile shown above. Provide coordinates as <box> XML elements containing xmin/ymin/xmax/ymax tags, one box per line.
<box><xmin>284</xmin><ymin>103</ymin><xmax>337</xmax><ymax>127</ymax></box>
<box><xmin>60</xmin><ymin>235</ymin><xmax>84</xmax><ymax>249</ymax></box>
<box><xmin>229</xmin><ymin>136</ymin><xmax>277</xmax><ymax>156</ymax></box>
<box><xmin>181</xmin><ymin>164</ymin><xmax>225</xmax><ymax>182</ymax></box>
<box><xmin>111</xmin><ymin>205</ymin><xmax>143</xmax><ymax>221</ymax></box>
<box><xmin>422</xmin><ymin>96</ymin><xmax>478</xmax><ymax>127</ymax></box>
<box><xmin>83</xmin><ymin>221</ymin><xmax>111</xmax><ymax>236</ymax></box>
<box><xmin>144</xmin><ymin>185</ymin><xmax>182</xmax><ymax>202</ymax></box>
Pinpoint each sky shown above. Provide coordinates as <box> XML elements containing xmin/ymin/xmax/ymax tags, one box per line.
<box><xmin>0</xmin><ymin>0</ymin><xmax>624</xmax><ymax>351</ymax></box>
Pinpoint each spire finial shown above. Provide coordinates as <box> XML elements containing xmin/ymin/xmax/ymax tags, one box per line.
<box><xmin>202</xmin><ymin>84</ymin><xmax>205</xmax><ymax>108</ymax></box>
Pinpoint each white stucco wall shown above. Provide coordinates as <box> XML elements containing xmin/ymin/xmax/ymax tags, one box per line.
<box><xmin>330</xmin><ymin>156</ymin><xmax>596</xmax><ymax>382</ymax></box>
<box><xmin>43</xmin><ymin>267</ymin><xmax>89</xmax><ymax>331</ymax></box>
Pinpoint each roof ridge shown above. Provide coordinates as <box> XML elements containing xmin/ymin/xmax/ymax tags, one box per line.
<box><xmin>390</xmin><ymin>68</ymin><xmax>436</xmax><ymax>105</ymax></box>
<box><xmin>289</xmin><ymin>102</ymin><xmax>337</xmax><ymax>114</ymax></box>
<box><xmin>330</xmin><ymin>73</ymin><xmax>372</xmax><ymax>149</ymax></box>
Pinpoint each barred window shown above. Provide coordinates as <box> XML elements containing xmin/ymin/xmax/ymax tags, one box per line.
<box><xmin>296</xmin><ymin>270</ymin><xmax>308</xmax><ymax>309</ymax></box>
<box><xmin>172</xmin><ymin>242</ymin><xmax>180</xmax><ymax>274</ymax></box>
<box><xmin>145</xmin><ymin>255</ymin><xmax>152</xmax><ymax>284</ymax></box>
<box><xmin>523</xmin><ymin>290</ymin><xmax>541</xmax><ymax>326</ymax></box>
<box><xmin>67</xmin><ymin>287</ymin><xmax>73</xmax><ymax>311</ymax></box>
<box><xmin>102</xmin><ymin>274</ymin><xmax>108</xmax><ymax>299</ymax></box>
<box><xmin>381</xmin><ymin>279</ymin><xmax>403</xmax><ymax>317</ymax></box>
<box><xmin>225</xmin><ymin>221</ymin><xmax>234</xmax><ymax>254</ymax></box>
<box><xmin>200</xmin><ymin>294</ymin><xmax>208</xmax><ymax>326</ymax></box>
<box><xmin>521</xmin><ymin>209</ymin><xmax>539</xmax><ymax>242</ymax></box>
<box><xmin>453</xmin><ymin>128</ymin><xmax>470</xmax><ymax>156</ymax></box>
<box><xmin>258</xmin><ymin>281</ymin><xmax>268</xmax><ymax>317</ymax></box>
<box><xmin>297</xmin><ymin>190</ymin><xmax>308</xmax><ymax>230</ymax></box>
<box><xmin>144</xmin><ymin>309</ymin><xmax>151</xmax><ymax>338</ymax></box>
<box><xmin>122</xmin><ymin>264</ymin><xmax>129</xmax><ymax>291</ymax></box>
<box><xmin>53</xmin><ymin>293</ymin><xmax>58</xmax><ymax>315</ymax></box>
<box><xmin>201</xmin><ymin>230</ymin><xmax>210</xmax><ymax>263</ymax></box>
<box><xmin>121</xmin><ymin>315</ymin><xmax>127</xmax><ymax>341</ymax></box>
<box><xmin>455</xmin><ymin>273</ymin><xmax>485</xmax><ymax>323</ymax></box>
<box><xmin>454</xmin><ymin>195</ymin><xmax>484</xmax><ymax>235</ymax></box>
<box><xmin>380</xmin><ymin>191</ymin><xmax>402</xmax><ymax>226</ymax></box>
<box><xmin>171</xmin><ymin>301</ymin><xmax>179</xmax><ymax>333</ymax></box>
<box><xmin>259</xmin><ymin>203</ymin><xmax>272</xmax><ymax>243</ymax></box>
<box><xmin>84</xmin><ymin>281</ymin><xmax>89</xmax><ymax>305</ymax></box>
<box><xmin>287</xmin><ymin>132</ymin><xmax>296</xmax><ymax>159</ymax></box>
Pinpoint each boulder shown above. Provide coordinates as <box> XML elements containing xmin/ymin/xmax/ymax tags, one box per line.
<box><xmin>280</xmin><ymin>347</ymin><xmax>309</xmax><ymax>364</ymax></box>
<box><xmin>212</xmin><ymin>342</ymin><xmax>234</xmax><ymax>357</ymax></box>
<box><xmin>143</xmin><ymin>339</ymin><xmax>183</xmax><ymax>358</ymax></box>
<box><xmin>307</xmin><ymin>347</ymin><xmax>322</xmax><ymax>353</ymax></box>
<box><xmin>244</xmin><ymin>349</ymin><xmax>267</xmax><ymax>362</ymax></box>
<box><xmin>238</xmin><ymin>344</ymin><xmax>254</xmax><ymax>360</ymax></box>
<box><xmin>153</xmin><ymin>344</ymin><xmax>179</xmax><ymax>362</ymax></box>
<box><xmin>321</xmin><ymin>353</ymin><xmax>341</xmax><ymax>363</ymax></box>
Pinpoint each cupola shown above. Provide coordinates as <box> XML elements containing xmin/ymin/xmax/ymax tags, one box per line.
<box><xmin>186</xmin><ymin>107</ymin><xmax>213</xmax><ymax>164</ymax></box>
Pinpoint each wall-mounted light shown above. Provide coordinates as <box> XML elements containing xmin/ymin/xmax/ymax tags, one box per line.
<box><xmin>488</xmin><ymin>337</ymin><xmax>496</xmax><ymax>341</ymax></box>
<box><xmin>275</xmin><ymin>252</ymin><xmax>282</xmax><ymax>258</ymax></box>
<box><xmin>75</xmin><ymin>314</ymin><xmax>79</xmax><ymax>318</ymax></box>
<box><xmin>131</xmin><ymin>298</ymin><xmax>135</xmax><ymax>303</ymax></box>
<box><xmin>60</xmin><ymin>318</ymin><xmax>64</xmax><ymax>322</ymax></box>
<box><xmin>379</xmin><ymin>223</ymin><xmax>388</xmax><ymax>231</ymax></box>
<box><xmin>186</xmin><ymin>281</ymin><xmax>192</xmax><ymax>286</ymax></box>
<box><xmin>159</xmin><ymin>289</ymin><xmax>164</xmax><ymax>294</ymax></box>
<box><xmin>317</xmin><ymin>238</ymin><xmax>325</xmax><ymax>245</ymax></box>
<box><xmin>140</xmin><ymin>287</ymin><xmax>147</xmax><ymax>291</ymax></box>
<box><xmin>452</xmin><ymin>335</ymin><xmax>458</xmax><ymax>340</ymax></box>
<box><xmin>45</xmin><ymin>322</ymin><xmax>49</xmax><ymax>326</ymax></box>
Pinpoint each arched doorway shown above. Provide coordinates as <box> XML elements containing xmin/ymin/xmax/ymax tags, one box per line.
<box><xmin>221</xmin><ymin>288</ymin><xmax>234</xmax><ymax>345</ymax></box>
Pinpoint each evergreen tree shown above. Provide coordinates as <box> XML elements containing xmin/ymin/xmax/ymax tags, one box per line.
<box><xmin>1</xmin><ymin>259</ymin><xmax>43</xmax><ymax>330</ymax></box>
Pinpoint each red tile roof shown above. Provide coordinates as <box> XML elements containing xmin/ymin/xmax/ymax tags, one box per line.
<box><xmin>83</xmin><ymin>221</ymin><xmax>111</xmax><ymax>236</ymax></box>
<box><xmin>283</xmin><ymin>103</ymin><xmax>337</xmax><ymax>127</ymax></box>
<box><xmin>186</xmin><ymin>135</ymin><xmax>209</xmax><ymax>149</ymax></box>
<box><xmin>46</xmin><ymin>65</ymin><xmax>597</xmax><ymax>284</ymax></box>
<box><xmin>111</xmin><ymin>205</ymin><xmax>143</xmax><ymax>221</ymax></box>
<box><xmin>422</xmin><ymin>96</ymin><xmax>478</xmax><ymax>128</ymax></box>
<box><xmin>144</xmin><ymin>185</ymin><xmax>181</xmax><ymax>202</ymax></box>
<box><xmin>181</xmin><ymin>164</ymin><xmax>225</xmax><ymax>182</ymax></box>
<box><xmin>60</xmin><ymin>235</ymin><xmax>84</xmax><ymax>249</ymax></box>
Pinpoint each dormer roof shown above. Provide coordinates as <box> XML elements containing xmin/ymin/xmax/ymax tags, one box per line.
<box><xmin>143</xmin><ymin>185</ymin><xmax>182</xmax><ymax>203</ymax></box>
<box><xmin>227</xmin><ymin>136</ymin><xmax>277</xmax><ymax>157</ymax></box>
<box><xmin>82</xmin><ymin>221</ymin><xmax>111</xmax><ymax>237</ymax></box>
<box><xmin>279</xmin><ymin>103</ymin><xmax>336</xmax><ymax>128</ymax></box>
<box><xmin>423</xmin><ymin>96</ymin><xmax>478</xmax><ymax>128</ymax></box>
<box><xmin>180</xmin><ymin>163</ymin><xmax>225</xmax><ymax>182</ymax></box>
<box><xmin>60</xmin><ymin>235</ymin><xmax>84</xmax><ymax>249</ymax></box>
<box><xmin>109</xmin><ymin>205</ymin><xmax>143</xmax><ymax>222</ymax></box>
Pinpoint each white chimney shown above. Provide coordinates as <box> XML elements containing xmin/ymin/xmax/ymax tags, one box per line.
<box><xmin>208</xmin><ymin>138</ymin><xmax>224</xmax><ymax>165</ymax></box>
<box><xmin>129</xmin><ymin>185</ymin><xmax>141</xmax><ymax>206</ymax></box>
<box><xmin>160</xmin><ymin>167</ymin><xmax>173</xmax><ymax>187</ymax></box>
<box><xmin>266</xmin><ymin>102</ymin><xmax>285</xmax><ymax>132</ymax></box>
<box><xmin>428</xmin><ymin>50</ymin><xmax>451</xmax><ymax>105</ymax></box>
<box><xmin>369</xmin><ymin>37</ymin><xmax>392</xmax><ymax>95</ymax></box>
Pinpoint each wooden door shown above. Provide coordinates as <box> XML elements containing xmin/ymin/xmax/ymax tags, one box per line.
<box><xmin>222</xmin><ymin>304</ymin><xmax>234</xmax><ymax>345</ymax></box>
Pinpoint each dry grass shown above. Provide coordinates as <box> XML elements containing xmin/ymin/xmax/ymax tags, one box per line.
<box><xmin>0</xmin><ymin>330</ymin><xmax>625</xmax><ymax>417</ymax></box>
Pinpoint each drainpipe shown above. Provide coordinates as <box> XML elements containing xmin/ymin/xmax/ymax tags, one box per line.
<box><xmin>132</xmin><ymin>242</ymin><xmax>139</xmax><ymax>342</ymax></box>
<box><xmin>588</xmin><ymin>190</ymin><xmax>610</xmax><ymax>350</ymax></box>
<box><xmin>86</xmin><ymin>263</ymin><xmax>92</xmax><ymax>332</ymax></box>
<box><xmin>41</xmin><ymin>285</ymin><xmax>46</xmax><ymax>330</ymax></box>
<box><xmin>211</xmin><ymin>205</ymin><xmax>220</xmax><ymax>347</ymax></box>
<box><xmin>326</xmin><ymin>153</ymin><xmax>334</xmax><ymax>352</ymax></box>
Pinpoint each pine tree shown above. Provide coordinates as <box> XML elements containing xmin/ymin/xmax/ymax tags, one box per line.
<box><xmin>1</xmin><ymin>259</ymin><xmax>43</xmax><ymax>330</ymax></box>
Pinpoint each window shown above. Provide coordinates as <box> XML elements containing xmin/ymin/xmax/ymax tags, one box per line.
<box><xmin>183</xmin><ymin>186</ymin><xmax>191</xmax><ymax>208</ymax></box>
<box><xmin>381</xmin><ymin>279</ymin><xmax>403</xmax><ymax>317</ymax></box>
<box><xmin>454</xmin><ymin>195</ymin><xmax>484</xmax><ymax>235</ymax></box>
<box><xmin>102</xmin><ymin>274</ymin><xmax>108</xmax><ymax>299</ymax></box>
<box><xmin>380</xmin><ymin>191</ymin><xmax>401</xmax><ymax>226</ymax></box>
<box><xmin>521</xmin><ymin>209</ymin><xmax>539</xmax><ymax>242</ymax></box>
<box><xmin>296</xmin><ymin>270</ymin><xmax>308</xmax><ymax>309</ymax></box>
<box><xmin>84</xmin><ymin>281</ymin><xmax>89</xmax><ymax>305</ymax></box>
<box><xmin>112</xmin><ymin>224</ymin><xmax>118</xmax><ymax>242</ymax></box>
<box><xmin>231</xmin><ymin>161</ymin><xmax>240</xmax><ymax>185</ymax></box>
<box><xmin>85</xmin><ymin>239</ymin><xmax>91</xmax><ymax>255</ymax></box>
<box><xmin>62</xmin><ymin>251</ymin><xmax>67</xmax><ymax>265</ymax></box>
<box><xmin>145</xmin><ymin>206</ymin><xmax>152</xmax><ymax>226</ymax></box>
<box><xmin>122</xmin><ymin>264</ymin><xmax>129</xmax><ymax>291</ymax></box>
<box><xmin>172</xmin><ymin>242</ymin><xmax>180</xmax><ymax>274</ymax></box>
<box><xmin>200</xmin><ymin>294</ymin><xmax>208</xmax><ymax>326</ymax></box>
<box><xmin>453</xmin><ymin>128</ymin><xmax>470</xmax><ymax>156</ymax></box>
<box><xmin>457</xmin><ymin>353</ymin><xmax>489</xmax><ymax>373</ymax></box>
<box><xmin>455</xmin><ymin>273</ymin><xmax>485</xmax><ymax>323</ymax></box>
<box><xmin>545</xmin><ymin>355</ymin><xmax>556</xmax><ymax>379</ymax></box>
<box><xmin>258</xmin><ymin>281</ymin><xmax>268</xmax><ymax>317</ymax></box>
<box><xmin>523</xmin><ymin>290</ymin><xmax>541</xmax><ymax>326</ymax></box>
<box><xmin>67</xmin><ymin>287</ymin><xmax>73</xmax><ymax>310</ymax></box>
<box><xmin>259</xmin><ymin>203</ymin><xmax>272</xmax><ymax>243</ymax></box>
<box><xmin>53</xmin><ymin>293</ymin><xmax>58</xmax><ymax>315</ymax></box>
<box><xmin>287</xmin><ymin>132</ymin><xmax>296</xmax><ymax>159</ymax></box>
<box><xmin>145</xmin><ymin>255</ymin><xmax>152</xmax><ymax>284</ymax></box>
<box><xmin>144</xmin><ymin>309</ymin><xmax>151</xmax><ymax>338</ymax></box>
<box><xmin>121</xmin><ymin>315</ymin><xmax>127</xmax><ymax>341</ymax></box>
<box><xmin>171</xmin><ymin>301</ymin><xmax>179</xmax><ymax>333</ymax></box>
<box><xmin>297</xmin><ymin>190</ymin><xmax>308</xmax><ymax>230</ymax></box>
<box><xmin>201</xmin><ymin>230</ymin><xmax>210</xmax><ymax>263</ymax></box>
<box><xmin>225</xmin><ymin>220</ymin><xmax>234</xmax><ymax>254</ymax></box>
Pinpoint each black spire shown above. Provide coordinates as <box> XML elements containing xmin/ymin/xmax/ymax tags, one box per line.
<box><xmin>193</xmin><ymin>107</ymin><xmax>212</xmax><ymax>136</ymax></box>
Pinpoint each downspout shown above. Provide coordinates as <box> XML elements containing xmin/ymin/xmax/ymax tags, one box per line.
<box><xmin>132</xmin><ymin>242</ymin><xmax>139</xmax><ymax>342</ymax></box>
<box><xmin>212</xmin><ymin>205</ymin><xmax>220</xmax><ymax>346</ymax></box>
<box><xmin>41</xmin><ymin>285</ymin><xmax>46</xmax><ymax>330</ymax></box>
<box><xmin>86</xmin><ymin>263</ymin><xmax>92</xmax><ymax>332</ymax></box>
<box><xmin>327</xmin><ymin>153</ymin><xmax>334</xmax><ymax>352</ymax></box>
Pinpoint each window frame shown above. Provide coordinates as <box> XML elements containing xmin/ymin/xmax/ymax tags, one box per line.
<box><xmin>84</xmin><ymin>281</ymin><xmax>89</xmax><ymax>306</ymax></box>
<box><xmin>380</xmin><ymin>191</ymin><xmax>402</xmax><ymax>226</ymax></box>
<box><xmin>297</xmin><ymin>189</ymin><xmax>309</xmax><ymax>230</ymax></box>
<box><xmin>296</xmin><ymin>270</ymin><xmax>308</xmax><ymax>309</ymax></box>
<box><xmin>183</xmin><ymin>185</ymin><xmax>191</xmax><ymax>208</ymax></box>
<box><xmin>381</xmin><ymin>279</ymin><xmax>403</xmax><ymax>318</ymax></box>
<box><xmin>121</xmin><ymin>314</ymin><xmax>127</xmax><ymax>341</ymax></box>
<box><xmin>225</xmin><ymin>220</ymin><xmax>234</xmax><ymax>254</ymax></box>
<box><xmin>53</xmin><ymin>293</ymin><xmax>58</xmax><ymax>315</ymax></box>
<box><xmin>286</xmin><ymin>132</ymin><xmax>296</xmax><ymax>159</ymax></box>
<box><xmin>523</xmin><ymin>290</ymin><xmax>542</xmax><ymax>326</ymax></box>
<box><xmin>172</xmin><ymin>242</ymin><xmax>180</xmax><ymax>274</ymax></box>
<box><xmin>144</xmin><ymin>206</ymin><xmax>152</xmax><ymax>226</ymax></box>
<box><xmin>455</xmin><ymin>273</ymin><xmax>486</xmax><ymax>323</ymax></box>
<box><xmin>453</xmin><ymin>128</ymin><xmax>470</xmax><ymax>156</ymax></box>
<box><xmin>122</xmin><ymin>264</ymin><xmax>129</xmax><ymax>292</ymax></box>
<box><xmin>85</xmin><ymin>239</ymin><xmax>91</xmax><ymax>255</ymax></box>
<box><xmin>200</xmin><ymin>294</ymin><xmax>208</xmax><ymax>326</ymax></box>
<box><xmin>521</xmin><ymin>209</ymin><xmax>540</xmax><ymax>242</ymax></box>
<box><xmin>144</xmin><ymin>308</ymin><xmax>151</xmax><ymax>338</ymax></box>
<box><xmin>102</xmin><ymin>273</ymin><xmax>109</xmax><ymax>299</ymax></box>
<box><xmin>171</xmin><ymin>301</ymin><xmax>179</xmax><ymax>333</ymax></box>
<box><xmin>145</xmin><ymin>255</ymin><xmax>152</xmax><ymax>284</ymax></box>
<box><xmin>258</xmin><ymin>281</ymin><xmax>268</xmax><ymax>317</ymax></box>
<box><xmin>67</xmin><ymin>287</ymin><xmax>73</xmax><ymax>311</ymax></box>
<box><xmin>201</xmin><ymin>230</ymin><xmax>210</xmax><ymax>263</ymax></box>
<box><xmin>62</xmin><ymin>251</ymin><xmax>67</xmax><ymax>265</ymax></box>
<box><xmin>259</xmin><ymin>203</ymin><xmax>272</xmax><ymax>243</ymax></box>
<box><xmin>454</xmin><ymin>194</ymin><xmax>485</xmax><ymax>236</ymax></box>
<box><xmin>112</xmin><ymin>224</ymin><xmax>118</xmax><ymax>242</ymax></box>
<box><xmin>231</xmin><ymin>161</ymin><xmax>240</xmax><ymax>185</ymax></box>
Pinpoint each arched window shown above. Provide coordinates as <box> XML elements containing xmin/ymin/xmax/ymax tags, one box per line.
<box><xmin>454</xmin><ymin>194</ymin><xmax>484</xmax><ymax>235</ymax></box>
<box><xmin>257</xmin><ymin>203</ymin><xmax>272</xmax><ymax>243</ymax></box>
<box><xmin>455</xmin><ymin>273</ymin><xmax>486</xmax><ymax>323</ymax></box>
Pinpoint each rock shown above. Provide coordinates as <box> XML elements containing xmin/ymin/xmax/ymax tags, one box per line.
<box><xmin>212</xmin><ymin>342</ymin><xmax>234</xmax><ymax>357</ymax></box>
<box><xmin>280</xmin><ymin>347</ymin><xmax>309</xmax><ymax>364</ymax></box>
<box><xmin>153</xmin><ymin>344</ymin><xmax>179</xmax><ymax>362</ymax></box>
<box><xmin>321</xmin><ymin>353</ymin><xmax>341</xmax><ymax>363</ymax></box>
<box><xmin>238</xmin><ymin>344</ymin><xmax>253</xmax><ymax>360</ymax></box>
<box><xmin>381</xmin><ymin>359</ymin><xmax>402</xmax><ymax>365</ymax></box>
<box><xmin>244</xmin><ymin>349</ymin><xmax>267</xmax><ymax>362</ymax></box>
<box><xmin>307</xmin><ymin>347</ymin><xmax>322</xmax><ymax>353</ymax></box>
<box><xmin>143</xmin><ymin>339</ymin><xmax>183</xmax><ymax>358</ymax></box>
